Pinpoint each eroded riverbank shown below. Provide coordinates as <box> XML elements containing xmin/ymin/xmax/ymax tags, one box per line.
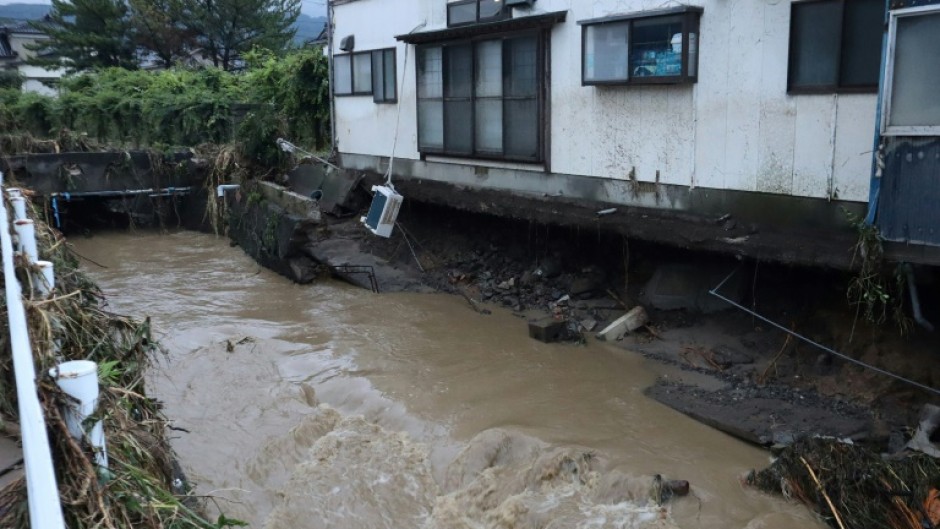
<box><xmin>72</xmin><ymin>230</ymin><xmax>822</xmax><ymax>528</ymax></box>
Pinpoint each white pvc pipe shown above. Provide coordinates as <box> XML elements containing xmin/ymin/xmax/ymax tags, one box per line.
<box><xmin>216</xmin><ymin>184</ymin><xmax>240</xmax><ymax>197</ymax></box>
<box><xmin>14</xmin><ymin>219</ymin><xmax>38</xmax><ymax>262</ymax></box>
<box><xmin>49</xmin><ymin>361</ymin><xmax>108</xmax><ymax>470</ymax></box>
<box><xmin>33</xmin><ymin>260</ymin><xmax>54</xmax><ymax>298</ymax></box>
<box><xmin>10</xmin><ymin>196</ymin><xmax>27</xmax><ymax>220</ymax></box>
<box><xmin>0</xmin><ymin>175</ymin><xmax>66</xmax><ymax>528</ymax></box>
<box><xmin>6</xmin><ymin>187</ymin><xmax>21</xmax><ymax>198</ymax></box>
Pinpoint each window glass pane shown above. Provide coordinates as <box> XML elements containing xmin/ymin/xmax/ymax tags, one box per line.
<box><xmin>584</xmin><ymin>22</ymin><xmax>630</xmax><ymax>82</ymax></box>
<box><xmin>840</xmin><ymin>0</ymin><xmax>883</xmax><ymax>87</ymax></box>
<box><xmin>476</xmin><ymin>40</ymin><xmax>502</xmax><ymax>97</ymax></box>
<box><xmin>688</xmin><ymin>32</ymin><xmax>698</xmax><ymax>77</ymax></box>
<box><xmin>505</xmin><ymin>36</ymin><xmax>537</xmax><ymax>97</ymax></box>
<box><xmin>445</xmin><ymin>44</ymin><xmax>473</xmax><ymax>98</ymax></box>
<box><xmin>353</xmin><ymin>52</ymin><xmax>372</xmax><ymax>93</ymax></box>
<box><xmin>372</xmin><ymin>50</ymin><xmax>385</xmax><ymax>100</ymax></box>
<box><xmin>334</xmin><ymin>54</ymin><xmax>351</xmax><ymax>94</ymax></box>
<box><xmin>789</xmin><ymin>0</ymin><xmax>841</xmax><ymax>88</ymax></box>
<box><xmin>505</xmin><ymin>99</ymin><xmax>538</xmax><ymax>159</ymax></box>
<box><xmin>418</xmin><ymin>101</ymin><xmax>443</xmax><ymax>149</ymax></box>
<box><xmin>418</xmin><ymin>46</ymin><xmax>442</xmax><ymax>98</ymax></box>
<box><xmin>479</xmin><ymin>0</ymin><xmax>504</xmax><ymax>20</ymax></box>
<box><xmin>448</xmin><ymin>2</ymin><xmax>476</xmax><ymax>25</ymax></box>
<box><xmin>475</xmin><ymin>99</ymin><xmax>502</xmax><ymax>153</ymax></box>
<box><xmin>631</xmin><ymin>15</ymin><xmax>683</xmax><ymax>77</ymax></box>
<box><xmin>889</xmin><ymin>13</ymin><xmax>940</xmax><ymax>127</ymax></box>
<box><xmin>445</xmin><ymin>100</ymin><xmax>473</xmax><ymax>153</ymax></box>
<box><xmin>384</xmin><ymin>50</ymin><xmax>396</xmax><ymax>99</ymax></box>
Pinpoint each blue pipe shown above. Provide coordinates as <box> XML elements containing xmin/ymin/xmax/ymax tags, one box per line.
<box><xmin>51</xmin><ymin>197</ymin><xmax>60</xmax><ymax>229</ymax></box>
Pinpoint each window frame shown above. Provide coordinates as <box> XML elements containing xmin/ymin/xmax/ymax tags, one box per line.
<box><xmin>415</xmin><ymin>29</ymin><xmax>546</xmax><ymax>164</ymax></box>
<box><xmin>371</xmin><ymin>48</ymin><xmax>398</xmax><ymax>104</ymax></box>
<box><xmin>447</xmin><ymin>0</ymin><xmax>511</xmax><ymax>28</ymax></box>
<box><xmin>333</xmin><ymin>50</ymin><xmax>374</xmax><ymax>97</ymax></box>
<box><xmin>578</xmin><ymin>6</ymin><xmax>702</xmax><ymax>87</ymax></box>
<box><xmin>334</xmin><ymin>48</ymin><xmax>400</xmax><ymax>101</ymax></box>
<box><xmin>881</xmin><ymin>4</ymin><xmax>940</xmax><ymax>136</ymax></box>
<box><xmin>786</xmin><ymin>0</ymin><xmax>883</xmax><ymax>95</ymax></box>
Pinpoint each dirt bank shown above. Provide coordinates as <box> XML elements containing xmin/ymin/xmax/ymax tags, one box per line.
<box><xmin>304</xmin><ymin>199</ymin><xmax>938</xmax><ymax>455</ymax></box>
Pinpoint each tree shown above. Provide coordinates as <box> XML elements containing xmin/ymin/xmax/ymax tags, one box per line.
<box><xmin>186</xmin><ymin>0</ymin><xmax>301</xmax><ymax>71</ymax></box>
<box><xmin>28</xmin><ymin>0</ymin><xmax>137</xmax><ymax>72</ymax></box>
<box><xmin>129</xmin><ymin>0</ymin><xmax>196</xmax><ymax>68</ymax></box>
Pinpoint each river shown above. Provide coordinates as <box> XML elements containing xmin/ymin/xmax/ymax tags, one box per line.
<box><xmin>72</xmin><ymin>231</ymin><xmax>822</xmax><ymax>529</ymax></box>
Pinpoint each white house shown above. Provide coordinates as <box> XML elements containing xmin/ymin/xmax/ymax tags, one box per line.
<box><xmin>0</xmin><ymin>23</ymin><xmax>65</xmax><ymax>96</ymax></box>
<box><xmin>327</xmin><ymin>0</ymin><xmax>940</xmax><ymax>268</ymax></box>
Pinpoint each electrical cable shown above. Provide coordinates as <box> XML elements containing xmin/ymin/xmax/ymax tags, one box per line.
<box><xmin>384</xmin><ymin>21</ymin><xmax>426</xmax><ymax>190</ymax></box>
<box><xmin>709</xmin><ymin>266</ymin><xmax>940</xmax><ymax>397</ymax></box>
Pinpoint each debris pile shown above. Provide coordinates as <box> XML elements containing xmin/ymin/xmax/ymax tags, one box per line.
<box><xmin>747</xmin><ymin>437</ymin><xmax>940</xmax><ymax>529</ymax></box>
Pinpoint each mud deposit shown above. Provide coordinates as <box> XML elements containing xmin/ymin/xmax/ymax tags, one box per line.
<box><xmin>73</xmin><ymin>231</ymin><xmax>822</xmax><ymax>529</ymax></box>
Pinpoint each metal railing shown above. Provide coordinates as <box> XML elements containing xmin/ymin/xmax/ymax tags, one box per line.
<box><xmin>1</xmin><ymin>173</ymin><xmax>67</xmax><ymax>528</ymax></box>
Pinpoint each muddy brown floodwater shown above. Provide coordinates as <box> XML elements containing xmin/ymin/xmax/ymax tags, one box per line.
<box><xmin>72</xmin><ymin>231</ymin><xmax>824</xmax><ymax>529</ymax></box>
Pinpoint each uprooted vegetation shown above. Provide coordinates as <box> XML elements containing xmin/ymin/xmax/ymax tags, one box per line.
<box><xmin>748</xmin><ymin>437</ymin><xmax>940</xmax><ymax>529</ymax></box>
<box><xmin>0</xmin><ymin>204</ymin><xmax>235</xmax><ymax>528</ymax></box>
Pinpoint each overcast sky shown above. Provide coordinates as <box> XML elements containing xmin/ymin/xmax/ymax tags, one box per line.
<box><xmin>0</xmin><ymin>0</ymin><xmax>327</xmax><ymax>17</ymax></box>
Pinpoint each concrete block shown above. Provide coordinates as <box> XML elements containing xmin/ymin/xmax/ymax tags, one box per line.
<box><xmin>596</xmin><ymin>306</ymin><xmax>648</xmax><ymax>341</ymax></box>
<box><xmin>528</xmin><ymin>317</ymin><xmax>567</xmax><ymax>343</ymax></box>
<box><xmin>642</xmin><ymin>263</ymin><xmax>745</xmax><ymax>313</ymax></box>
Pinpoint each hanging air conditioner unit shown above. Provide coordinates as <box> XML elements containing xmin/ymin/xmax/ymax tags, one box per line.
<box><xmin>361</xmin><ymin>185</ymin><xmax>403</xmax><ymax>238</ymax></box>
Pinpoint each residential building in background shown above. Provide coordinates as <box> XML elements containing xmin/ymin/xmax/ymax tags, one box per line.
<box><xmin>328</xmin><ymin>0</ymin><xmax>940</xmax><ymax>267</ymax></box>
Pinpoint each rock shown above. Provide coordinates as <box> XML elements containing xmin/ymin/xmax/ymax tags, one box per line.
<box><xmin>906</xmin><ymin>404</ymin><xmax>940</xmax><ymax>457</ymax></box>
<box><xmin>664</xmin><ymin>480</ymin><xmax>690</xmax><ymax>497</ymax></box>
<box><xmin>528</xmin><ymin>317</ymin><xmax>567</xmax><ymax>343</ymax></box>
<box><xmin>535</xmin><ymin>257</ymin><xmax>562</xmax><ymax>279</ymax></box>
<box><xmin>596</xmin><ymin>306</ymin><xmax>649</xmax><ymax>341</ymax></box>
<box><xmin>580</xmin><ymin>318</ymin><xmax>598</xmax><ymax>332</ymax></box>
<box><xmin>497</xmin><ymin>280</ymin><xmax>511</xmax><ymax>290</ymax></box>
<box><xmin>520</xmin><ymin>270</ymin><xmax>534</xmax><ymax>286</ymax></box>
<box><xmin>570</xmin><ymin>275</ymin><xmax>601</xmax><ymax>296</ymax></box>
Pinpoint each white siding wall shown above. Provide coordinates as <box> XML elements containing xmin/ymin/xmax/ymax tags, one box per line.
<box><xmin>333</xmin><ymin>0</ymin><xmax>877</xmax><ymax>202</ymax></box>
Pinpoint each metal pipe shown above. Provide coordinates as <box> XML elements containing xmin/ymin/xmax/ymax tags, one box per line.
<box><xmin>0</xmin><ymin>175</ymin><xmax>66</xmax><ymax>528</ymax></box>
<box><xmin>216</xmin><ymin>184</ymin><xmax>240</xmax><ymax>198</ymax></box>
<box><xmin>33</xmin><ymin>260</ymin><xmax>54</xmax><ymax>298</ymax></box>
<box><xmin>904</xmin><ymin>263</ymin><xmax>934</xmax><ymax>332</ymax></box>
<box><xmin>11</xmin><ymin>196</ymin><xmax>27</xmax><ymax>220</ymax></box>
<box><xmin>51</xmin><ymin>187</ymin><xmax>192</xmax><ymax>199</ymax></box>
<box><xmin>49</xmin><ymin>361</ymin><xmax>108</xmax><ymax>470</ymax></box>
<box><xmin>14</xmin><ymin>219</ymin><xmax>38</xmax><ymax>262</ymax></box>
<box><xmin>327</xmin><ymin>0</ymin><xmax>337</xmax><ymax>155</ymax></box>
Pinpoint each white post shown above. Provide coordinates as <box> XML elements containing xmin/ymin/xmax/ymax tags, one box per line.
<box><xmin>33</xmin><ymin>261</ymin><xmax>54</xmax><ymax>298</ymax></box>
<box><xmin>13</xmin><ymin>219</ymin><xmax>38</xmax><ymax>262</ymax></box>
<box><xmin>0</xmin><ymin>174</ymin><xmax>67</xmax><ymax>528</ymax></box>
<box><xmin>49</xmin><ymin>361</ymin><xmax>108</xmax><ymax>470</ymax></box>
<box><xmin>10</xmin><ymin>197</ymin><xmax>27</xmax><ymax>220</ymax></box>
<box><xmin>6</xmin><ymin>187</ymin><xmax>22</xmax><ymax>198</ymax></box>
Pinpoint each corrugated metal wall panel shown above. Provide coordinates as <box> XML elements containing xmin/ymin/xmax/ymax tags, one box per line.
<box><xmin>877</xmin><ymin>137</ymin><xmax>940</xmax><ymax>245</ymax></box>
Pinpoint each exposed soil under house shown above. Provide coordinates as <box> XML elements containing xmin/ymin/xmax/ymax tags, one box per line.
<box><xmin>314</xmin><ymin>199</ymin><xmax>939</xmax><ymax>455</ymax></box>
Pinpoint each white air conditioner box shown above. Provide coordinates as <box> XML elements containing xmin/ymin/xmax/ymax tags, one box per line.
<box><xmin>361</xmin><ymin>185</ymin><xmax>403</xmax><ymax>238</ymax></box>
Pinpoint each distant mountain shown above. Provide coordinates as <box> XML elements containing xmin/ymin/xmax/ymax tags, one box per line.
<box><xmin>0</xmin><ymin>2</ymin><xmax>50</xmax><ymax>23</ymax></box>
<box><xmin>295</xmin><ymin>14</ymin><xmax>327</xmax><ymax>44</ymax></box>
<box><xmin>0</xmin><ymin>3</ymin><xmax>325</xmax><ymax>45</ymax></box>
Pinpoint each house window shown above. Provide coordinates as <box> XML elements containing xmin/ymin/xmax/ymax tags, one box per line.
<box><xmin>372</xmin><ymin>48</ymin><xmax>397</xmax><ymax>103</ymax></box>
<box><xmin>333</xmin><ymin>48</ymin><xmax>398</xmax><ymax>102</ymax></box>
<box><xmin>883</xmin><ymin>5</ymin><xmax>940</xmax><ymax>135</ymax></box>
<box><xmin>416</xmin><ymin>33</ymin><xmax>541</xmax><ymax>162</ymax></box>
<box><xmin>579</xmin><ymin>7</ymin><xmax>702</xmax><ymax>86</ymax></box>
<box><xmin>787</xmin><ymin>0</ymin><xmax>883</xmax><ymax>93</ymax></box>
<box><xmin>447</xmin><ymin>0</ymin><xmax>510</xmax><ymax>27</ymax></box>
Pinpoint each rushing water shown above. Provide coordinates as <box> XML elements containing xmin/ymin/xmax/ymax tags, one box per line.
<box><xmin>72</xmin><ymin>231</ymin><xmax>822</xmax><ymax>529</ymax></box>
